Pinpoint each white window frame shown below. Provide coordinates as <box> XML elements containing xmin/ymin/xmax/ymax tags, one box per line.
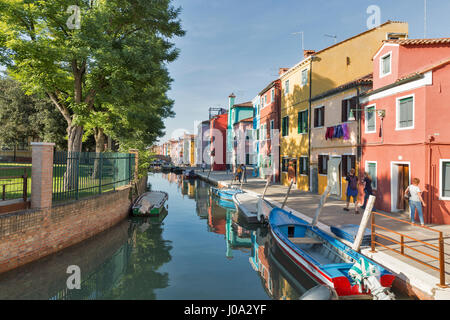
<box><xmin>365</xmin><ymin>104</ymin><xmax>377</xmax><ymax>133</ymax></box>
<box><xmin>439</xmin><ymin>159</ymin><xmax>450</xmax><ymax>200</ymax></box>
<box><xmin>285</xmin><ymin>80</ymin><xmax>289</xmax><ymax>95</ymax></box>
<box><xmin>380</xmin><ymin>51</ymin><xmax>392</xmax><ymax>78</ymax></box>
<box><xmin>301</xmin><ymin>68</ymin><xmax>308</xmax><ymax>86</ymax></box>
<box><xmin>396</xmin><ymin>94</ymin><xmax>415</xmax><ymax>131</ymax></box>
<box><xmin>271</xmin><ymin>88</ymin><xmax>275</xmax><ymax>103</ymax></box>
<box><xmin>365</xmin><ymin>161</ymin><xmax>378</xmax><ymax>190</ymax></box>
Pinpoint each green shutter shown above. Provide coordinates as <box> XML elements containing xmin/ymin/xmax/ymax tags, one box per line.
<box><xmin>399</xmin><ymin>97</ymin><xmax>413</xmax><ymax>128</ymax></box>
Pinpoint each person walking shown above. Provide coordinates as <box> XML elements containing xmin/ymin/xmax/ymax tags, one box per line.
<box><xmin>360</xmin><ymin>172</ymin><xmax>373</xmax><ymax>210</ymax></box>
<box><xmin>405</xmin><ymin>178</ymin><xmax>426</xmax><ymax>226</ymax></box>
<box><xmin>236</xmin><ymin>164</ymin><xmax>243</xmax><ymax>183</ymax></box>
<box><xmin>344</xmin><ymin>168</ymin><xmax>359</xmax><ymax>214</ymax></box>
<box><xmin>201</xmin><ymin>161</ymin><xmax>206</xmax><ymax>172</ymax></box>
<box><xmin>242</xmin><ymin>164</ymin><xmax>247</xmax><ymax>183</ymax></box>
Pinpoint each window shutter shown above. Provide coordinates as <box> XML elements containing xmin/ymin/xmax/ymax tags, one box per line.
<box><xmin>303</xmin><ymin>110</ymin><xmax>308</xmax><ymax>133</ymax></box>
<box><xmin>314</xmin><ymin>109</ymin><xmax>318</xmax><ymax>127</ymax></box>
<box><xmin>342</xmin><ymin>155</ymin><xmax>347</xmax><ymax>177</ymax></box>
<box><xmin>351</xmin><ymin>155</ymin><xmax>356</xmax><ymax>171</ymax></box>
<box><xmin>297</xmin><ymin>112</ymin><xmax>301</xmax><ymax>134</ymax></box>
<box><xmin>342</xmin><ymin>100</ymin><xmax>347</xmax><ymax>122</ymax></box>
<box><xmin>350</xmin><ymin>97</ymin><xmax>358</xmax><ymax>120</ymax></box>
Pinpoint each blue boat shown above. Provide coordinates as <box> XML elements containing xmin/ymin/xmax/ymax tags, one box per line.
<box><xmin>210</xmin><ymin>186</ymin><xmax>243</xmax><ymax>202</ymax></box>
<box><xmin>269</xmin><ymin>207</ymin><xmax>396</xmax><ymax>299</ymax></box>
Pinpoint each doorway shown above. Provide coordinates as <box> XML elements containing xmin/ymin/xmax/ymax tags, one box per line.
<box><xmin>288</xmin><ymin>158</ymin><xmax>297</xmax><ymax>185</ymax></box>
<box><xmin>391</xmin><ymin>162</ymin><xmax>410</xmax><ymax>212</ymax></box>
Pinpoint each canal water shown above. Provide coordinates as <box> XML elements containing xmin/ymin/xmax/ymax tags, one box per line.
<box><xmin>0</xmin><ymin>172</ymin><xmax>406</xmax><ymax>300</ymax></box>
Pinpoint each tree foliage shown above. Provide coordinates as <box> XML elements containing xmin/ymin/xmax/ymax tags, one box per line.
<box><xmin>0</xmin><ymin>77</ymin><xmax>67</xmax><ymax>149</ymax></box>
<box><xmin>0</xmin><ymin>0</ymin><xmax>184</xmax><ymax>152</ymax></box>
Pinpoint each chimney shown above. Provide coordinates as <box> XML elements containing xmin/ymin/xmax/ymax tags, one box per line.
<box><xmin>303</xmin><ymin>50</ymin><xmax>316</xmax><ymax>58</ymax></box>
<box><xmin>278</xmin><ymin>68</ymin><xmax>289</xmax><ymax>76</ymax></box>
<box><xmin>228</xmin><ymin>93</ymin><xmax>236</xmax><ymax>109</ymax></box>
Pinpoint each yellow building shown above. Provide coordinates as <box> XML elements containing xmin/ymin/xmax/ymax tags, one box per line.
<box><xmin>280</xmin><ymin>20</ymin><xmax>408</xmax><ymax>192</ymax></box>
<box><xmin>280</xmin><ymin>58</ymin><xmax>312</xmax><ymax>190</ymax></box>
<box><xmin>189</xmin><ymin>134</ymin><xmax>196</xmax><ymax>167</ymax></box>
<box><xmin>310</xmin><ymin>75</ymin><xmax>372</xmax><ymax>198</ymax></box>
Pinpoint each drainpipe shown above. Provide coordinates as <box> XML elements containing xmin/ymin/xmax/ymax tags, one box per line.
<box><xmin>357</xmin><ymin>87</ymin><xmax>361</xmax><ymax>176</ymax></box>
<box><xmin>308</xmin><ymin>56</ymin><xmax>314</xmax><ymax>192</ymax></box>
<box><xmin>427</xmin><ymin>135</ymin><xmax>434</xmax><ymax>224</ymax></box>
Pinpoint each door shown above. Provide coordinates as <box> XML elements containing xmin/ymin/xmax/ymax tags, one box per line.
<box><xmin>392</xmin><ymin>163</ymin><xmax>410</xmax><ymax>212</ymax></box>
<box><xmin>288</xmin><ymin>158</ymin><xmax>297</xmax><ymax>184</ymax></box>
<box><xmin>328</xmin><ymin>157</ymin><xmax>342</xmax><ymax>197</ymax></box>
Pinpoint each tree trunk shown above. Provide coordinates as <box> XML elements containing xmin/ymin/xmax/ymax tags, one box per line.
<box><xmin>64</xmin><ymin>125</ymin><xmax>84</xmax><ymax>190</ymax></box>
<box><xmin>92</xmin><ymin>127</ymin><xmax>106</xmax><ymax>179</ymax></box>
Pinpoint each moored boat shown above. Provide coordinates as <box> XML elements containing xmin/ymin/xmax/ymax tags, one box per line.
<box><xmin>211</xmin><ymin>186</ymin><xmax>243</xmax><ymax>202</ymax></box>
<box><xmin>269</xmin><ymin>207</ymin><xmax>396</xmax><ymax>300</ymax></box>
<box><xmin>232</xmin><ymin>192</ymin><xmax>273</xmax><ymax>224</ymax></box>
<box><xmin>132</xmin><ymin>191</ymin><xmax>168</xmax><ymax>217</ymax></box>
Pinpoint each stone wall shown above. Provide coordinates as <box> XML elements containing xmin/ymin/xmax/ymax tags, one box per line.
<box><xmin>0</xmin><ymin>174</ymin><xmax>147</xmax><ymax>274</ymax></box>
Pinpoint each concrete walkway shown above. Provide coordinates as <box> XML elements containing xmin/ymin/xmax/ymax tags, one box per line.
<box><xmin>195</xmin><ymin>169</ymin><xmax>450</xmax><ymax>300</ymax></box>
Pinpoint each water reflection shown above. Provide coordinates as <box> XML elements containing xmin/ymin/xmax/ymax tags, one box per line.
<box><xmin>0</xmin><ymin>172</ymin><xmax>318</xmax><ymax>300</ymax></box>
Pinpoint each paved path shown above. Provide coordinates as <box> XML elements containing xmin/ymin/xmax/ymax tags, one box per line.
<box><xmin>194</xmin><ymin>169</ymin><xmax>450</xmax><ymax>299</ymax></box>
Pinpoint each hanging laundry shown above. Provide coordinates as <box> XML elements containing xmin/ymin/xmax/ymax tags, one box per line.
<box><xmin>342</xmin><ymin>123</ymin><xmax>350</xmax><ymax>140</ymax></box>
<box><xmin>334</xmin><ymin>124</ymin><xmax>344</xmax><ymax>138</ymax></box>
<box><xmin>325</xmin><ymin>126</ymin><xmax>334</xmax><ymax>140</ymax></box>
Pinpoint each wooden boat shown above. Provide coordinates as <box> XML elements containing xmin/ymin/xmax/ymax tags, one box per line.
<box><xmin>132</xmin><ymin>191</ymin><xmax>168</xmax><ymax>217</ymax></box>
<box><xmin>232</xmin><ymin>192</ymin><xmax>273</xmax><ymax>224</ymax></box>
<box><xmin>269</xmin><ymin>207</ymin><xmax>396</xmax><ymax>299</ymax></box>
<box><xmin>183</xmin><ymin>170</ymin><xmax>198</xmax><ymax>180</ymax></box>
<box><xmin>210</xmin><ymin>186</ymin><xmax>243</xmax><ymax>202</ymax></box>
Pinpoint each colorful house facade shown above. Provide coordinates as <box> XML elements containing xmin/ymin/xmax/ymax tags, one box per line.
<box><xmin>196</xmin><ymin>120</ymin><xmax>211</xmax><ymax>167</ymax></box>
<box><xmin>233</xmin><ymin>117</ymin><xmax>254</xmax><ymax>166</ymax></box>
<box><xmin>258</xmin><ymin>79</ymin><xmax>282</xmax><ymax>182</ymax></box>
<box><xmin>280</xmin><ymin>20</ymin><xmax>409</xmax><ymax>192</ymax></box>
<box><xmin>310</xmin><ymin>75</ymin><xmax>373</xmax><ymax>198</ymax></box>
<box><xmin>360</xmin><ymin>38</ymin><xmax>450</xmax><ymax>224</ymax></box>
<box><xmin>210</xmin><ymin>112</ymin><xmax>228</xmax><ymax>171</ymax></box>
<box><xmin>226</xmin><ymin>95</ymin><xmax>253</xmax><ymax>169</ymax></box>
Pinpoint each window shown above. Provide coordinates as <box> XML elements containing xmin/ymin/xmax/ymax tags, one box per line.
<box><xmin>397</xmin><ymin>96</ymin><xmax>414</xmax><ymax>129</ymax></box>
<box><xmin>341</xmin><ymin>155</ymin><xmax>356</xmax><ymax>177</ymax></box>
<box><xmin>314</xmin><ymin>106</ymin><xmax>325</xmax><ymax>128</ymax></box>
<box><xmin>282</xmin><ymin>157</ymin><xmax>289</xmax><ymax>172</ymax></box>
<box><xmin>282</xmin><ymin>116</ymin><xmax>289</xmax><ymax>136</ymax></box>
<box><xmin>365</xmin><ymin>105</ymin><xmax>376</xmax><ymax>133</ymax></box>
<box><xmin>264</xmin><ymin>95</ymin><xmax>267</xmax><ymax>106</ymax></box>
<box><xmin>381</xmin><ymin>53</ymin><xmax>391</xmax><ymax>77</ymax></box>
<box><xmin>270</xmin><ymin>120</ymin><xmax>274</xmax><ymax>137</ymax></box>
<box><xmin>299</xmin><ymin>156</ymin><xmax>309</xmax><ymax>175</ymax></box>
<box><xmin>285</xmin><ymin>80</ymin><xmax>289</xmax><ymax>95</ymax></box>
<box><xmin>301</xmin><ymin>69</ymin><xmax>308</xmax><ymax>86</ymax></box>
<box><xmin>318</xmin><ymin>154</ymin><xmax>329</xmax><ymax>175</ymax></box>
<box><xmin>341</xmin><ymin>97</ymin><xmax>357</xmax><ymax>122</ymax></box>
<box><xmin>366</xmin><ymin>161</ymin><xmax>377</xmax><ymax>189</ymax></box>
<box><xmin>298</xmin><ymin>110</ymin><xmax>308</xmax><ymax>134</ymax></box>
<box><xmin>271</xmin><ymin>88</ymin><xmax>275</xmax><ymax>102</ymax></box>
<box><xmin>440</xmin><ymin>160</ymin><xmax>450</xmax><ymax>199</ymax></box>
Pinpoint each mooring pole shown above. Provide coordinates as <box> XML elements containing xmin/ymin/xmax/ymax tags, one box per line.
<box><xmin>311</xmin><ymin>186</ymin><xmax>331</xmax><ymax>227</ymax></box>
<box><xmin>261</xmin><ymin>176</ymin><xmax>271</xmax><ymax>200</ymax></box>
<box><xmin>352</xmin><ymin>195</ymin><xmax>376</xmax><ymax>252</ymax></box>
<box><xmin>281</xmin><ymin>179</ymin><xmax>294</xmax><ymax>209</ymax></box>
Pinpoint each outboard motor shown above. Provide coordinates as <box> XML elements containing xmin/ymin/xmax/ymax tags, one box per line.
<box><xmin>299</xmin><ymin>285</ymin><xmax>339</xmax><ymax>300</ymax></box>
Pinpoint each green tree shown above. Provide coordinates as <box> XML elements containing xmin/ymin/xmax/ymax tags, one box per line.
<box><xmin>0</xmin><ymin>0</ymin><xmax>183</xmax><ymax>152</ymax></box>
<box><xmin>0</xmin><ymin>77</ymin><xmax>66</xmax><ymax>150</ymax></box>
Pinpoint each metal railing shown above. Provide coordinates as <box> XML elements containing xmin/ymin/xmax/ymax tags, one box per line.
<box><xmin>52</xmin><ymin>151</ymin><xmax>136</xmax><ymax>202</ymax></box>
<box><xmin>370</xmin><ymin>211</ymin><xmax>448</xmax><ymax>288</ymax></box>
<box><xmin>0</xmin><ymin>166</ymin><xmax>30</xmax><ymax>202</ymax></box>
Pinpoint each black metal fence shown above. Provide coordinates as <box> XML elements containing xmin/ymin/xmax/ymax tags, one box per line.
<box><xmin>52</xmin><ymin>151</ymin><xmax>136</xmax><ymax>202</ymax></box>
<box><xmin>0</xmin><ymin>166</ymin><xmax>31</xmax><ymax>202</ymax></box>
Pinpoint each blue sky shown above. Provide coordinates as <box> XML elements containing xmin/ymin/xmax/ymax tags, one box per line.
<box><xmin>161</xmin><ymin>0</ymin><xmax>450</xmax><ymax>143</ymax></box>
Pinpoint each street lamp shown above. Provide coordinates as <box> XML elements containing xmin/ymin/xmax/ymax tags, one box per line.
<box><xmin>348</xmin><ymin>108</ymin><xmax>385</xmax><ymax>121</ymax></box>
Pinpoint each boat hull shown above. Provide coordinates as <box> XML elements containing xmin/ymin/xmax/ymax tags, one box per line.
<box><xmin>269</xmin><ymin>208</ymin><xmax>395</xmax><ymax>298</ymax></box>
<box><xmin>131</xmin><ymin>191</ymin><xmax>168</xmax><ymax>217</ymax></box>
